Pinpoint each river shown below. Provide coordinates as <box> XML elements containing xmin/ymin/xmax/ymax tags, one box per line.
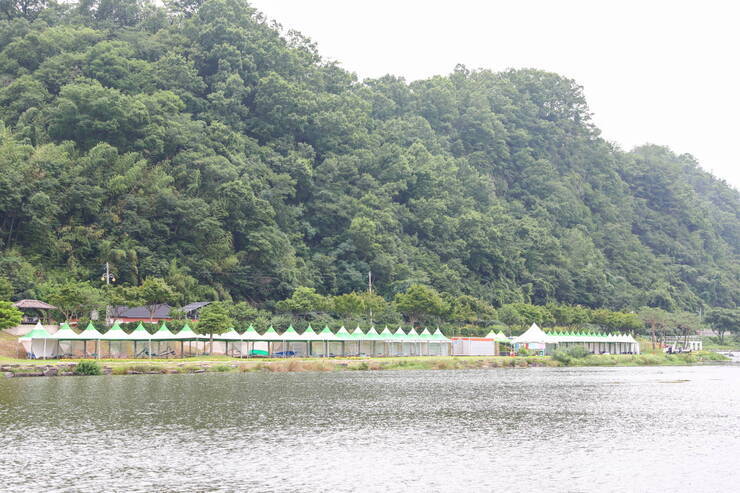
<box><xmin>1</xmin><ymin>365</ymin><xmax>738</xmax><ymax>492</ymax></box>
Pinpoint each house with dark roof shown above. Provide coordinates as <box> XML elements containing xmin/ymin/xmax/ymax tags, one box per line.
<box><xmin>108</xmin><ymin>302</ymin><xmax>212</xmax><ymax>323</ymax></box>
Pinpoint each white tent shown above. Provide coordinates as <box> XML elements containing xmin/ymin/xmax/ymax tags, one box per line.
<box><xmin>512</xmin><ymin>323</ymin><xmax>552</xmax><ymax>344</ymax></box>
<box><xmin>19</xmin><ymin>322</ymin><xmax>60</xmax><ymax>359</ymax></box>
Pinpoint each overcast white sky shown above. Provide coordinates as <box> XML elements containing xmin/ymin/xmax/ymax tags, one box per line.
<box><xmin>250</xmin><ymin>0</ymin><xmax>739</xmax><ymax>189</ymax></box>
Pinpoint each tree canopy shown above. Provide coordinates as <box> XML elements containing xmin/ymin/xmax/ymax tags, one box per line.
<box><xmin>0</xmin><ymin>0</ymin><xmax>737</xmax><ymax>326</ymax></box>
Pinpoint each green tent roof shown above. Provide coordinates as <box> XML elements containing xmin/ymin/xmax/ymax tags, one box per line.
<box><xmin>318</xmin><ymin>326</ymin><xmax>337</xmax><ymax>340</ymax></box>
<box><xmin>350</xmin><ymin>326</ymin><xmax>365</xmax><ymax>339</ymax></box>
<box><xmin>78</xmin><ymin>322</ymin><xmax>104</xmax><ymax>340</ymax></box>
<box><xmin>218</xmin><ymin>328</ymin><xmax>243</xmax><ymax>340</ymax></box>
<box><xmin>432</xmin><ymin>329</ymin><xmax>449</xmax><ymax>341</ymax></box>
<box><xmin>335</xmin><ymin>326</ymin><xmax>352</xmax><ymax>340</ymax></box>
<box><xmin>104</xmin><ymin>322</ymin><xmax>130</xmax><ymax>341</ymax></box>
<box><xmin>393</xmin><ymin>327</ymin><xmax>408</xmax><ymax>340</ymax></box>
<box><xmin>301</xmin><ymin>325</ymin><xmax>321</xmax><ymax>341</ymax></box>
<box><xmin>281</xmin><ymin>325</ymin><xmax>300</xmax><ymax>339</ymax></box>
<box><xmin>420</xmin><ymin>328</ymin><xmax>433</xmax><ymax>339</ymax></box>
<box><xmin>52</xmin><ymin>322</ymin><xmax>79</xmax><ymax>340</ymax></box>
<box><xmin>261</xmin><ymin>326</ymin><xmax>281</xmax><ymax>340</ymax></box>
<box><xmin>129</xmin><ymin>322</ymin><xmax>153</xmax><ymax>340</ymax></box>
<box><xmin>152</xmin><ymin>322</ymin><xmax>176</xmax><ymax>340</ymax></box>
<box><xmin>20</xmin><ymin>323</ymin><xmax>53</xmax><ymax>340</ymax></box>
<box><xmin>379</xmin><ymin>326</ymin><xmax>394</xmax><ymax>340</ymax></box>
<box><xmin>173</xmin><ymin>323</ymin><xmax>201</xmax><ymax>340</ymax></box>
<box><xmin>240</xmin><ymin>325</ymin><xmax>261</xmax><ymax>340</ymax></box>
<box><xmin>364</xmin><ymin>327</ymin><xmax>380</xmax><ymax>339</ymax></box>
<box><xmin>407</xmin><ymin>328</ymin><xmax>421</xmax><ymax>341</ymax></box>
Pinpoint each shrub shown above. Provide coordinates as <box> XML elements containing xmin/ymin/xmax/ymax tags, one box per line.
<box><xmin>566</xmin><ymin>345</ymin><xmax>591</xmax><ymax>359</ymax></box>
<box><xmin>516</xmin><ymin>347</ymin><xmax>530</xmax><ymax>356</ymax></box>
<box><xmin>74</xmin><ymin>361</ymin><xmax>102</xmax><ymax>376</ymax></box>
<box><xmin>552</xmin><ymin>345</ymin><xmax>591</xmax><ymax>365</ymax></box>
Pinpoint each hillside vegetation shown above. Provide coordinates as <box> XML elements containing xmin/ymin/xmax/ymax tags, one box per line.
<box><xmin>0</xmin><ymin>0</ymin><xmax>738</xmax><ymax>320</ymax></box>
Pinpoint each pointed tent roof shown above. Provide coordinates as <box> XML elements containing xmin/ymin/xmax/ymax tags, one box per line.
<box><xmin>218</xmin><ymin>328</ymin><xmax>243</xmax><ymax>341</ymax></box>
<box><xmin>512</xmin><ymin>323</ymin><xmax>551</xmax><ymax>344</ymax></box>
<box><xmin>393</xmin><ymin>327</ymin><xmax>408</xmax><ymax>340</ymax></box>
<box><xmin>379</xmin><ymin>326</ymin><xmax>394</xmax><ymax>340</ymax></box>
<box><xmin>78</xmin><ymin>322</ymin><xmax>104</xmax><ymax>340</ymax></box>
<box><xmin>260</xmin><ymin>326</ymin><xmax>282</xmax><ymax>340</ymax></box>
<box><xmin>484</xmin><ymin>330</ymin><xmax>497</xmax><ymax>339</ymax></box>
<box><xmin>240</xmin><ymin>325</ymin><xmax>261</xmax><ymax>340</ymax></box>
<box><xmin>350</xmin><ymin>326</ymin><xmax>365</xmax><ymax>339</ymax></box>
<box><xmin>420</xmin><ymin>328</ymin><xmax>433</xmax><ymax>339</ymax></box>
<box><xmin>129</xmin><ymin>322</ymin><xmax>153</xmax><ymax>340</ymax></box>
<box><xmin>173</xmin><ymin>323</ymin><xmax>200</xmax><ymax>340</ymax></box>
<box><xmin>407</xmin><ymin>328</ymin><xmax>421</xmax><ymax>341</ymax></box>
<box><xmin>104</xmin><ymin>322</ymin><xmax>130</xmax><ymax>341</ymax></box>
<box><xmin>19</xmin><ymin>322</ymin><xmax>53</xmax><ymax>340</ymax></box>
<box><xmin>318</xmin><ymin>326</ymin><xmax>337</xmax><ymax>340</ymax></box>
<box><xmin>281</xmin><ymin>325</ymin><xmax>301</xmax><ymax>340</ymax></box>
<box><xmin>334</xmin><ymin>326</ymin><xmax>352</xmax><ymax>340</ymax></box>
<box><xmin>364</xmin><ymin>326</ymin><xmax>380</xmax><ymax>339</ymax></box>
<box><xmin>52</xmin><ymin>322</ymin><xmax>79</xmax><ymax>340</ymax></box>
<box><xmin>432</xmin><ymin>328</ymin><xmax>449</xmax><ymax>341</ymax></box>
<box><xmin>301</xmin><ymin>325</ymin><xmax>321</xmax><ymax>341</ymax></box>
<box><xmin>152</xmin><ymin>321</ymin><xmax>177</xmax><ymax>340</ymax></box>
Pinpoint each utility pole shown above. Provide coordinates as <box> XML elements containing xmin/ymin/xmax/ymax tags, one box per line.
<box><xmin>368</xmin><ymin>271</ymin><xmax>373</xmax><ymax>326</ymax></box>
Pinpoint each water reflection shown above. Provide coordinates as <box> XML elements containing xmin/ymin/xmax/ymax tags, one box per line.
<box><xmin>1</xmin><ymin>366</ymin><xmax>738</xmax><ymax>492</ymax></box>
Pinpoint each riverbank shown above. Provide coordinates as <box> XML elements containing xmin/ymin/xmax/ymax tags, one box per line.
<box><xmin>0</xmin><ymin>351</ymin><xmax>730</xmax><ymax>378</ymax></box>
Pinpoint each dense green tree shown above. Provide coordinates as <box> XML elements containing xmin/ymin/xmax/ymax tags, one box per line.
<box><xmin>394</xmin><ymin>285</ymin><xmax>448</xmax><ymax>326</ymax></box>
<box><xmin>45</xmin><ymin>281</ymin><xmax>102</xmax><ymax>321</ymax></box>
<box><xmin>196</xmin><ymin>301</ymin><xmax>233</xmax><ymax>353</ymax></box>
<box><xmin>135</xmin><ymin>277</ymin><xmax>175</xmax><ymax>322</ymax></box>
<box><xmin>0</xmin><ymin>277</ymin><xmax>12</xmax><ymax>299</ymax></box>
<box><xmin>0</xmin><ymin>300</ymin><xmax>21</xmax><ymax>329</ymax></box>
<box><xmin>275</xmin><ymin>287</ymin><xmax>330</xmax><ymax>318</ymax></box>
<box><xmin>704</xmin><ymin>308</ymin><xmax>740</xmax><ymax>344</ymax></box>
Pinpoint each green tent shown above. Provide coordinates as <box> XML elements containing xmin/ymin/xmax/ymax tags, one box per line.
<box><xmin>393</xmin><ymin>327</ymin><xmax>408</xmax><ymax>340</ymax></box>
<box><xmin>350</xmin><ymin>326</ymin><xmax>366</xmax><ymax>339</ymax></box>
<box><xmin>335</xmin><ymin>326</ymin><xmax>352</xmax><ymax>340</ymax></box>
<box><xmin>129</xmin><ymin>322</ymin><xmax>153</xmax><ymax>341</ymax></box>
<box><xmin>301</xmin><ymin>325</ymin><xmax>321</xmax><ymax>341</ymax></box>
<box><xmin>407</xmin><ymin>328</ymin><xmax>421</xmax><ymax>342</ymax></box>
<box><xmin>261</xmin><ymin>326</ymin><xmax>282</xmax><ymax>341</ymax></box>
<box><xmin>433</xmin><ymin>329</ymin><xmax>449</xmax><ymax>341</ymax></box>
<box><xmin>51</xmin><ymin>322</ymin><xmax>79</xmax><ymax>340</ymax></box>
<box><xmin>78</xmin><ymin>322</ymin><xmax>104</xmax><ymax>340</ymax></box>
<box><xmin>173</xmin><ymin>323</ymin><xmax>201</xmax><ymax>340</ymax></box>
<box><xmin>364</xmin><ymin>327</ymin><xmax>380</xmax><ymax>339</ymax></box>
<box><xmin>379</xmin><ymin>326</ymin><xmax>394</xmax><ymax>340</ymax></box>
<box><xmin>152</xmin><ymin>321</ymin><xmax>177</xmax><ymax>340</ymax></box>
<box><xmin>104</xmin><ymin>322</ymin><xmax>130</xmax><ymax>341</ymax></box>
<box><xmin>281</xmin><ymin>325</ymin><xmax>301</xmax><ymax>340</ymax></box>
<box><xmin>240</xmin><ymin>325</ymin><xmax>261</xmax><ymax>340</ymax></box>
<box><xmin>318</xmin><ymin>326</ymin><xmax>337</xmax><ymax>340</ymax></box>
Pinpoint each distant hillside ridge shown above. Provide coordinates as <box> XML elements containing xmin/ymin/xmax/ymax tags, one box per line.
<box><xmin>0</xmin><ymin>0</ymin><xmax>737</xmax><ymax>311</ymax></box>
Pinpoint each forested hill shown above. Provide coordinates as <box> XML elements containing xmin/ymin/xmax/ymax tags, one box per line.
<box><xmin>0</xmin><ymin>0</ymin><xmax>737</xmax><ymax>313</ymax></box>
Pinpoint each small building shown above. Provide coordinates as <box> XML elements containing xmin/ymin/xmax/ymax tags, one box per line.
<box><xmin>451</xmin><ymin>336</ymin><xmax>497</xmax><ymax>356</ymax></box>
<box><xmin>663</xmin><ymin>336</ymin><xmax>702</xmax><ymax>352</ymax></box>
<box><xmin>12</xmin><ymin>299</ymin><xmax>57</xmax><ymax>324</ymax></box>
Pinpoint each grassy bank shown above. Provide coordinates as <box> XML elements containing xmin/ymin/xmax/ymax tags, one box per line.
<box><xmin>0</xmin><ymin>351</ymin><xmax>730</xmax><ymax>377</ymax></box>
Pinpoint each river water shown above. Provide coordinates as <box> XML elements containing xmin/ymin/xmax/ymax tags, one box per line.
<box><xmin>1</xmin><ymin>365</ymin><xmax>738</xmax><ymax>492</ymax></box>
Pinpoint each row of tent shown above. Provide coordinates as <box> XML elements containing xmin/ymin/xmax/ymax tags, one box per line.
<box><xmin>20</xmin><ymin>322</ymin><xmax>453</xmax><ymax>343</ymax></box>
<box><xmin>511</xmin><ymin>323</ymin><xmax>638</xmax><ymax>344</ymax></box>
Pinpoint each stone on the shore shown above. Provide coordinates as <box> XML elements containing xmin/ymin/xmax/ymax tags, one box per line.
<box><xmin>43</xmin><ymin>368</ymin><xmax>58</xmax><ymax>377</ymax></box>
